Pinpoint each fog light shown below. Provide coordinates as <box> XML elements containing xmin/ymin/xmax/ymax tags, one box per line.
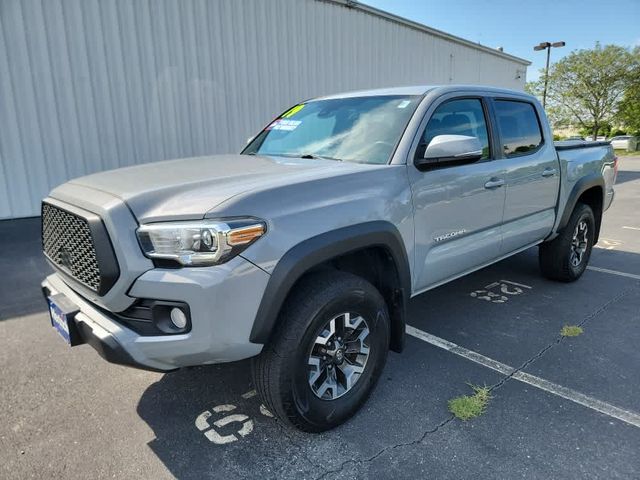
<box><xmin>170</xmin><ymin>308</ymin><xmax>187</xmax><ymax>329</ymax></box>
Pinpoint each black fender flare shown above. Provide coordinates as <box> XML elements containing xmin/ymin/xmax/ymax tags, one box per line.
<box><xmin>249</xmin><ymin>221</ymin><xmax>411</xmax><ymax>349</ymax></box>
<box><xmin>557</xmin><ymin>173</ymin><xmax>605</xmax><ymax>235</ymax></box>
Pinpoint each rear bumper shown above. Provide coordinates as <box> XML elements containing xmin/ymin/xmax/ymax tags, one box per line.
<box><xmin>605</xmin><ymin>188</ymin><xmax>615</xmax><ymax>211</ymax></box>
<box><xmin>41</xmin><ymin>255</ymin><xmax>270</xmax><ymax>371</ymax></box>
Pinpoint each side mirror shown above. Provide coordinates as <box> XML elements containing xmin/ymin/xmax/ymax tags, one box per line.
<box><xmin>416</xmin><ymin>135</ymin><xmax>483</xmax><ymax>170</ymax></box>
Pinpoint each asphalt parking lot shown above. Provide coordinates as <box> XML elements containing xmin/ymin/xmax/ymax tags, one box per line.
<box><xmin>1</xmin><ymin>157</ymin><xmax>639</xmax><ymax>480</ymax></box>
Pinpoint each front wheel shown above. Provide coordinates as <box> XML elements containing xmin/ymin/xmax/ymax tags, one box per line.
<box><xmin>252</xmin><ymin>271</ymin><xmax>390</xmax><ymax>432</ymax></box>
<box><xmin>539</xmin><ymin>203</ymin><xmax>596</xmax><ymax>282</ymax></box>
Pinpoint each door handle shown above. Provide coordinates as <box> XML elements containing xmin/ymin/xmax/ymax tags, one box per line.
<box><xmin>484</xmin><ymin>178</ymin><xmax>505</xmax><ymax>189</ymax></box>
<box><xmin>542</xmin><ymin>168</ymin><xmax>557</xmax><ymax>177</ymax></box>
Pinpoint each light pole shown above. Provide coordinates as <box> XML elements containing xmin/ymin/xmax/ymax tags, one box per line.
<box><xmin>534</xmin><ymin>41</ymin><xmax>565</xmax><ymax>108</ymax></box>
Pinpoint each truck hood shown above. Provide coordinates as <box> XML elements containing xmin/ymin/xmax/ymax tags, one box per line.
<box><xmin>64</xmin><ymin>154</ymin><xmax>371</xmax><ymax>223</ymax></box>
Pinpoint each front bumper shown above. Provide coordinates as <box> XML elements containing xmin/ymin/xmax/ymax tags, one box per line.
<box><xmin>43</xmin><ymin>282</ymin><xmax>164</xmax><ymax>372</ymax></box>
<box><xmin>41</xmin><ymin>255</ymin><xmax>270</xmax><ymax>371</ymax></box>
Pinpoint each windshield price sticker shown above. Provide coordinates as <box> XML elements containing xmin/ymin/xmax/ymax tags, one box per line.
<box><xmin>267</xmin><ymin>119</ymin><xmax>301</xmax><ymax>131</ymax></box>
<box><xmin>265</xmin><ymin>104</ymin><xmax>306</xmax><ymax>130</ymax></box>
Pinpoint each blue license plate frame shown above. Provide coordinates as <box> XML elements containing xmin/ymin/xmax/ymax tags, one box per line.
<box><xmin>47</xmin><ymin>294</ymin><xmax>82</xmax><ymax>346</ymax></box>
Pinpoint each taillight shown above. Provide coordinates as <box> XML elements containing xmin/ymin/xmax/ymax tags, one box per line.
<box><xmin>613</xmin><ymin>156</ymin><xmax>619</xmax><ymax>183</ymax></box>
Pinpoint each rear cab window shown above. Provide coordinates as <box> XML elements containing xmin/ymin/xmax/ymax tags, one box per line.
<box><xmin>494</xmin><ymin>100</ymin><xmax>543</xmax><ymax>157</ymax></box>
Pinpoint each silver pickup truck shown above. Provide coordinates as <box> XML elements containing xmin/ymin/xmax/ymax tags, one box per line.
<box><xmin>41</xmin><ymin>85</ymin><xmax>616</xmax><ymax>431</ymax></box>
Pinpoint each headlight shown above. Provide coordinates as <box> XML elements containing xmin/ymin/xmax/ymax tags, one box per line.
<box><xmin>136</xmin><ymin>218</ymin><xmax>266</xmax><ymax>266</ymax></box>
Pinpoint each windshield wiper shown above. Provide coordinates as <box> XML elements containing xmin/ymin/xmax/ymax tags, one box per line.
<box><xmin>258</xmin><ymin>152</ymin><xmax>343</xmax><ymax>162</ymax></box>
<box><xmin>299</xmin><ymin>153</ymin><xmax>342</xmax><ymax>162</ymax></box>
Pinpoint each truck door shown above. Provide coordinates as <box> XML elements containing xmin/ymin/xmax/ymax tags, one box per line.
<box><xmin>407</xmin><ymin>96</ymin><xmax>507</xmax><ymax>293</ymax></box>
<box><xmin>492</xmin><ymin>99</ymin><xmax>560</xmax><ymax>254</ymax></box>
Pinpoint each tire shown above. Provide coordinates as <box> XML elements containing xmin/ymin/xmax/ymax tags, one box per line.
<box><xmin>539</xmin><ymin>202</ymin><xmax>595</xmax><ymax>282</ymax></box>
<box><xmin>252</xmin><ymin>270</ymin><xmax>390</xmax><ymax>432</ymax></box>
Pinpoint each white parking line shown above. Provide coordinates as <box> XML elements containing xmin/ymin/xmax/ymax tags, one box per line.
<box><xmin>587</xmin><ymin>266</ymin><xmax>640</xmax><ymax>281</ymax></box>
<box><xmin>406</xmin><ymin>325</ymin><xmax>640</xmax><ymax>428</ymax></box>
<box><xmin>622</xmin><ymin>226</ymin><xmax>640</xmax><ymax>231</ymax></box>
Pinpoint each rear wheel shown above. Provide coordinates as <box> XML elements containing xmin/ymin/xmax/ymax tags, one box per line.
<box><xmin>539</xmin><ymin>203</ymin><xmax>595</xmax><ymax>282</ymax></box>
<box><xmin>252</xmin><ymin>270</ymin><xmax>390</xmax><ymax>432</ymax></box>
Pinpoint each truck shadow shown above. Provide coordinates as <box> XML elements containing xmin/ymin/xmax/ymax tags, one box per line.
<box><xmin>136</xmin><ymin>358</ymin><xmax>382</xmax><ymax>479</ymax></box>
<box><xmin>134</xmin><ymin>247</ymin><xmax>640</xmax><ymax>479</ymax></box>
<box><xmin>0</xmin><ymin>217</ymin><xmax>52</xmax><ymax>320</ymax></box>
<box><xmin>136</xmin><ymin>360</ymin><xmax>286</xmax><ymax>480</ymax></box>
<box><xmin>614</xmin><ymin>168</ymin><xmax>640</xmax><ymax>186</ymax></box>
<box><xmin>134</xmin><ymin>330</ymin><xmax>488</xmax><ymax>479</ymax></box>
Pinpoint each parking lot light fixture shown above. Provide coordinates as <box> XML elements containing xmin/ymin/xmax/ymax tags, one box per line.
<box><xmin>534</xmin><ymin>41</ymin><xmax>566</xmax><ymax>108</ymax></box>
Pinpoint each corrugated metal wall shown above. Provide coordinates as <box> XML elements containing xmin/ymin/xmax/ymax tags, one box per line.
<box><xmin>0</xmin><ymin>0</ymin><xmax>528</xmax><ymax>219</ymax></box>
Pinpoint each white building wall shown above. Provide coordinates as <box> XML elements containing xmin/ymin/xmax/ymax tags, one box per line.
<box><xmin>0</xmin><ymin>0</ymin><xmax>529</xmax><ymax>219</ymax></box>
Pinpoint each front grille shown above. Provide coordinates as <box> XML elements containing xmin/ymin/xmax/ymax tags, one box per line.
<box><xmin>42</xmin><ymin>202</ymin><xmax>113</xmax><ymax>293</ymax></box>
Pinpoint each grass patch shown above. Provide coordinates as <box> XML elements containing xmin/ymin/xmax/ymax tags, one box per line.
<box><xmin>561</xmin><ymin>325</ymin><xmax>583</xmax><ymax>337</ymax></box>
<box><xmin>614</xmin><ymin>149</ymin><xmax>639</xmax><ymax>157</ymax></box>
<box><xmin>448</xmin><ymin>384</ymin><xmax>491</xmax><ymax>421</ymax></box>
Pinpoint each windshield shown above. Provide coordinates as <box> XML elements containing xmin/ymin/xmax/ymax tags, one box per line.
<box><xmin>243</xmin><ymin>95</ymin><xmax>421</xmax><ymax>164</ymax></box>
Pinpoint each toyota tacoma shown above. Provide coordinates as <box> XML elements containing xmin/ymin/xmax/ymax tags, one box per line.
<box><xmin>41</xmin><ymin>85</ymin><xmax>617</xmax><ymax>431</ymax></box>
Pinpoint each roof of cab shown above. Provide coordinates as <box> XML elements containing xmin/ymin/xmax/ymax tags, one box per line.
<box><xmin>313</xmin><ymin>84</ymin><xmax>535</xmax><ymax>101</ymax></box>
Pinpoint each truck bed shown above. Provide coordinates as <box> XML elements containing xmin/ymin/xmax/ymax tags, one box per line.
<box><xmin>551</xmin><ymin>140</ymin><xmax>616</xmax><ymax>238</ymax></box>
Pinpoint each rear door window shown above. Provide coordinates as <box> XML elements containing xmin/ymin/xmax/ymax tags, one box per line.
<box><xmin>494</xmin><ymin>100</ymin><xmax>543</xmax><ymax>157</ymax></box>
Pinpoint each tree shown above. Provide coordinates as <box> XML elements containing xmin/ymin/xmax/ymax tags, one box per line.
<box><xmin>616</xmin><ymin>47</ymin><xmax>640</xmax><ymax>135</ymax></box>
<box><xmin>531</xmin><ymin>44</ymin><xmax>634</xmax><ymax>138</ymax></box>
<box><xmin>526</xmin><ymin>80</ymin><xmax>570</xmax><ymax>127</ymax></box>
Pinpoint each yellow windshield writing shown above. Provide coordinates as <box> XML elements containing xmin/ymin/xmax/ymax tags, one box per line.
<box><xmin>281</xmin><ymin>104</ymin><xmax>305</xmax><ymax>118</ymax></box>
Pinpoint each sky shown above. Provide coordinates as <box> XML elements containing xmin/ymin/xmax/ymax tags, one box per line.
<box><xmin>362</xmin><ymin>0</ymin><xmax>640</xmax><ymax>82</ymax></box>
